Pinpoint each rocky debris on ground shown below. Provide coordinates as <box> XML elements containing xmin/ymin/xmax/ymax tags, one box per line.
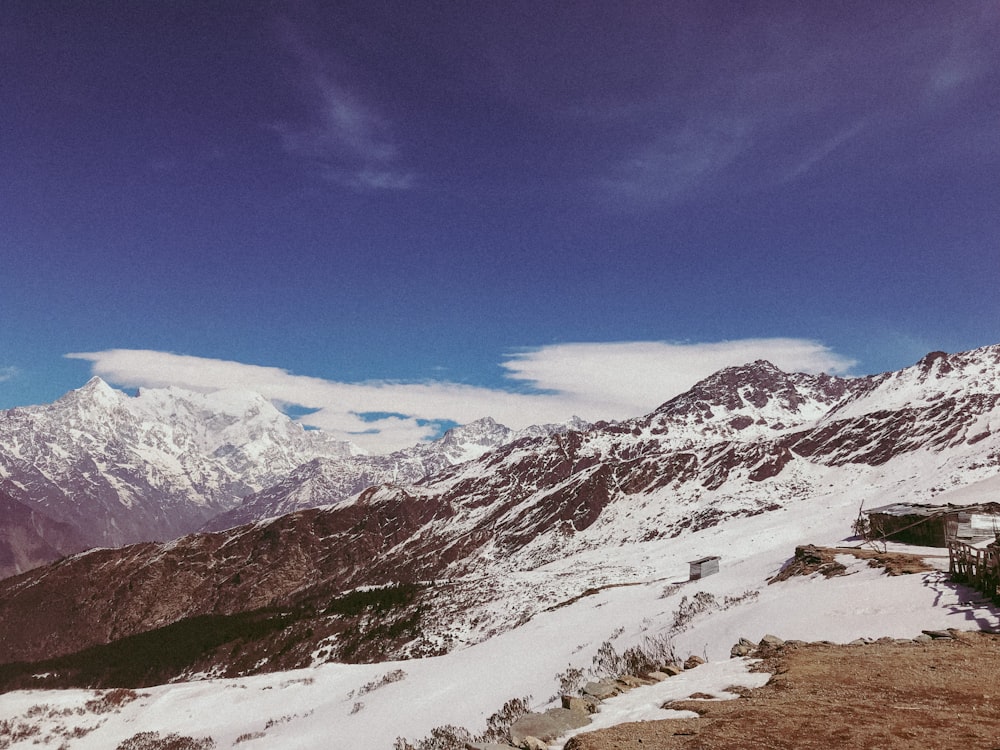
<box><xmin>921</xmin><ymin>628</ymin><xmax>957</xmax><ymax>639</ymax></box>
<box><xmin>480</xmin><ymin>657</ymin><xmax>704</xmax><ymax>749</ymax></box>
<box><xmin>580</xmin><ymin>680</ymin><xmax>621</xmax><ymax>701</ymax></box>
<box><xmin>728</xmin><ymin>629</ymin><xmax>974</xmax><ymax>661</ymax></box>
<box><xmin>561</xmin><ymin>695</ymin><xmax>600</xmax><ymax>714</ymax></box>
<box><xmin>768</xmin><ymin>544</ymin><xmax>848</xmax><ymax>582</ymax></box>
<box><xmin>510</xmin><ymin>707</ymin><xmax>594</xmax><ymax>747</ymax></box>
<box><xmin>566</xmin><ymin>629</ymin><xmax>1000</xmax><ymax>750</ymax></box>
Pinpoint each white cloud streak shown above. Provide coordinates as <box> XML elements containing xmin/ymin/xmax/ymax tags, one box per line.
<box><xmin>782</xmin><ymin>120</ymin><xmax>867</xmax><ymax>183</ymax></box>
<box><xmin>0</xmin><ymin>366</ymin><xmax>18</xmax><ymax>383</ymax></box>
<box><xmin>67</xmin><ymin>339</ymin><xmax>854</xmax><ymax>453</ymax></box>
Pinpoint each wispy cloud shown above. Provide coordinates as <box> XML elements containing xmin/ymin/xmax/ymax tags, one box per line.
<box><xmin>274</xmin><ymin>25</ymin><xmax>414</xmax><ymax>192</ymax></box>
<box><xmin>0</xmin><ymin>366</ymin><xmax>18</xmax><ymax>383</ymax></box>
<box><xmin>782</xmin><ymin>120</ymin><xmax>867</xmax><ymax>183</ymax></box>
<box><xmin>67</xmin><ymin>339</ymin><xmax>854</xmax><ymax>453</ymax></box>
<box><xmin>594</xmin><ymin>5</ymin><xmax>1000</xmax><ymax>209</ymax></box>
<box><xmin>922</xmin><ymin>5</ymin><xmax>996</xmax><ymax>102</ymax></box>
<box><xmin>599</xmin><ymin>115</ymin><xmax>754</xmax><ymax>206</ymax></box>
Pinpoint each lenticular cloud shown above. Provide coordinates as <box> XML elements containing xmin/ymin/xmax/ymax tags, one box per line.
<box><xmin>67</xmin><ymin>339</ymin><xmax>855</xmax><ymax>453</ymax></box>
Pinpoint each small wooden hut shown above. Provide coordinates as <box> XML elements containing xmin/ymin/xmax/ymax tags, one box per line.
<box><xmin>688</xmin><ymin>556</ymin><xmax>720</xmax><ymax>581</ymax></box>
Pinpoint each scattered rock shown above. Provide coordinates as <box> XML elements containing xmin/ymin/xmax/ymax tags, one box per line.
<box><xmin>668</xmin><ymin>719</ymin><xmax>703</xmax><ymax>736</ymax></box>
<box><xmin>646</xmin><ymin>670</ymin><xmax>670</xmax><ymax>681</ymax></box>
<box><xmin>661</xmin><ymin>663</ymin><xmax>684</xmax><ymax>676</ymax></box>
<box><xmin>561</xmin><ymin>695</ymin><xmax>599</xmax><ymax>714</ymax></box>
<box><xmin>769</xmin><ymin>544</ymin><xmax>847</xmax><ymax>583</ymax></box>
<box><xmin>510</xmin><ymin>707</ymin><xmax>592</xmax><ymax>746</ymax></box>
<box><xmin>730</xmin><ymin>637</ymin><xmax>756</xmax><ymax>657</ymax></box>
<box><xmin>683</xmin><ymin>655</ymin><xmax>706</xmax><ymax>670</ymax></box>
<box><xmin>616</xmin><ymin>675</ymin><xmax>649</xmax><ymax>688</ymax></box>
<box><xmin>914</xmin><ymin>634</ymin><xmax>933</xmax><ymax>643</ymax></box>
<box><xmin>465</xmin><ymin>743</ymin><xmax>518</xmax><ymax>750</ymax></box>
<box><xmin>922</xmin><ymin>630</ymin><xmax>955</xmax><ymax>640</ymax></box>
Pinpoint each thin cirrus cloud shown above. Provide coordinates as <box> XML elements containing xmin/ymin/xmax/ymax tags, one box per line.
<box><xmin>593</xmin><ymin>7</ymin><xmax>997</xmax><ymax>209</ymax></box>
<box><xmin>273</xmin><ymin>29</ymin><xmax>414</xmax><ymax>192</ymax></box>
<box><xmin>599</xmin><ymin>115</ymin><xmax>754</xmax><ymax>207</ymax></box>
<box><xmin>67</xmin><ymin>339</ymin><xmax>854</xmax><ymax>453</ymax></box>
<box><xmin>782</xmin><ymin>120</ymin><xmax>867</xmax><ymax>184</ymax></box>
<box><xmin>0</xmin><ymin>366</ymin><xmax>18</xmax><ymax>383</ymax></box>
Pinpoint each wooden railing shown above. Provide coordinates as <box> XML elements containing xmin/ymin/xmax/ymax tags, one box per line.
<box><xmin>948</xmin><ymin>540</ymin><xmax>1000</xmax><ymax>603</ymax></box>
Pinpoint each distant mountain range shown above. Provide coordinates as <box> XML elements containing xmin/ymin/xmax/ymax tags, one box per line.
<box><xmin>0</xmin><ymin>378</ymin><xmax>586</xmax><ymax>577</ymax></box>
<box><xmin>1</xmin><ymin>344</ymin><xmax>998</xmax><ymax>681</ymax></box>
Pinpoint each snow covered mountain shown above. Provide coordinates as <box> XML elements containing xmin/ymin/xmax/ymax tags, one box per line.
<box><xmin>2</xmin><ymin>344</ymin><xmax>998</xmax><ymax>681</ymax></box>
<box><xmin>0</xmin><ymin>378</ymin><xmax>359</xmax><ymax>552</ymax></box>
<box><xmin>0</xmin><ymin>380</ymin><xmax>587</xmax><ymax>566</ymax></box>
<box><xmin>203</xmin><ymin>415</ymin><xmax>591</xmax><ymax>531</ymax></box>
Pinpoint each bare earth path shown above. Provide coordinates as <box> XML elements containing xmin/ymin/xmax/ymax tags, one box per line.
<box><xmin>565</xmin><ymin>631</ymin><xmax>1000</xmax><ymax>750</ymax></box>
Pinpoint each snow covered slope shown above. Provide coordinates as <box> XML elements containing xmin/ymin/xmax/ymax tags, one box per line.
<box><xmin>0</xmin><ymin>484</ymin><xmax>996</xmax><ymax>750</ymax></box>
<box><xmin>2</xmin><ymin>346</ymin><xmax>999</xmax><ymax>659</ymax></box>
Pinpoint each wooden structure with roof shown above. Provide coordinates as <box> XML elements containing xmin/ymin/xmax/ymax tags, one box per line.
<box><xmin>864</xmin><ymin>502</ymin><xmax>1000</xmax><ymax>548</ymax></box>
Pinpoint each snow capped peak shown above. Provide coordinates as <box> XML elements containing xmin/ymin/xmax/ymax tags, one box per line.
<box><xmin>437</xmin><ymin>417</ymin><xmax>513</xmax><ymax>461</ymax></box>
<box><xmin>636</xmin><ymin>359</ymin><xmax>860</xmax><ymax>443</ymax></box>
<box><xmin>59</xmin><ymin>376</ymin><xmax>124</xmax><ymax>408</ymax></box>
<box><xmin>0</xmin><ymin>379</ymin><xmax>359</xmax><ymax>547</ymax></box>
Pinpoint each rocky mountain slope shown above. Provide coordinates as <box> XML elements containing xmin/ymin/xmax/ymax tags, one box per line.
<box><xmin>202</xmin><ymin>416</ymin><xmax>589</xmax><ymax>532</ymax></box>
<box><xmin>2</xmin><ymin>345</ymin><xmax>998</xmax><ymax>680</ymax></box>
<box><xmin>0</xmin><ymin>489</ymin><xmax>88</xmax><ymax>579</ymax></box>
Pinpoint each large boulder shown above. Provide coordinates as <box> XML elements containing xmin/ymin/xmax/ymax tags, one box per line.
<box><xmin>581</xmin><ymin>679</ymin><xmax>621</xmax><ymax>700</ymax></box>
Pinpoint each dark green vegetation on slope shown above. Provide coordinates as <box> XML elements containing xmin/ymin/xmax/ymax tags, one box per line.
<box><xmin>0</xmin><ymin>583</ymin><xmax>426</xmax><ymax>691</ymax></box>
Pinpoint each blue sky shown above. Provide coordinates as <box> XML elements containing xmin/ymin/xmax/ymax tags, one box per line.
<box><xmin>2</xmin><ymin>2</ymin><xmax>998</xmax><ymax>451</ymax></box>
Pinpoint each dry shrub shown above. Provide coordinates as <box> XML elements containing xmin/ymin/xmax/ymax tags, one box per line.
<box><xmin>115</xmin><ymin>731</ymin><xmax>215</xmax><ymax>750</ymax></box>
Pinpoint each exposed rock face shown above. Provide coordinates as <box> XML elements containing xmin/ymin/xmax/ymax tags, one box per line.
<box><xmin>637</xmin><ymin>360</ymin><xmax>870</xmax><ymax>442</ymax></box>
<box><xmin>0</xmin><ymin>490</ymin><xmax>88</xmax><ymax>579</ymax></box>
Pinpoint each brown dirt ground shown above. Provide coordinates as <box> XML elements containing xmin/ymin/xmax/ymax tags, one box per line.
<box><xmin>564</xmin><ymin>631</ymin><xmax>1000</xmax><ymax>750</ymax></box>
<box><xmin>767</xmin><ymin>544</ymin><xmax>938</xmax><ymax>583</ymax></box>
